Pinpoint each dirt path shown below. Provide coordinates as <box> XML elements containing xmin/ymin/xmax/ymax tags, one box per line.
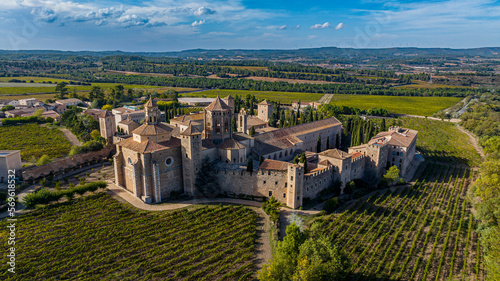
<box><xmin>60</xmin><ymin>128</ymin><xmax>81</xmax><ymax>146</ymax></box>
<box><xmin>318</xmin><ymin>93</ymin><xmax>334</xmax><ymax>104</ymax></box>
<box><xmin>456</xmin><ymin>125</ymin><xmax>486</xmax><ymax>161</ymax></box>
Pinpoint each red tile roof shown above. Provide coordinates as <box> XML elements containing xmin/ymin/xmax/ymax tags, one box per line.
<box><xmin>205</xmin><ymin>96</ymin><xmax>230</xmax><ymax>111</ymax></box>
<box><xmin>259</xmin><ymin>159</ymin><xmax>292</xmax><ymax>171</ymax></box>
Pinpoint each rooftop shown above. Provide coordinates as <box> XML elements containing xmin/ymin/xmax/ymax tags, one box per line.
<box><xmin>253</xmin><ymin>116</ymin><xmax>342</xmax><ymax>155</ymax></box>
<box><xmin>118</xmin><ymin>137</ymin><xmax>181</xmax><ymax>153</ymax></box>
<box><xmin>132</xmin><ymin>123</ymin><xmax>173</xmax><ymax>136</ymax></box>
<box><xmin>205</xmin><ymin>96</ymin><xmax>231</xmax><ymax>112</ymax></box>
<box><xmin>319</xmin><ymin>149</ymin><xmax>352</xmax><ymax>160</ymax></box>
<box><xmin>259</xmin><ymin>159</ymin><xmax>293</xmax><ymax>171</ymax></box>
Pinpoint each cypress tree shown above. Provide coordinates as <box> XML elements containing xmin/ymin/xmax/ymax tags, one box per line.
<box><xmin>381</xmin><ymin>118</ymin><xmax>387</xmax><ymax>131</ymax></box>
<box><xmin>249</xmin><ymin>126</ymin><xmax>255</xmax><ymax>136</ymax></box>
<box><xmin>246</xmin><ymin>157</ymin><xmax>253</xmax><ymax>172</ymax></box>
<box><xmin>317</xmin><ymin>133</ymin><xmax>322</xmax><ymax>152</ymax></box>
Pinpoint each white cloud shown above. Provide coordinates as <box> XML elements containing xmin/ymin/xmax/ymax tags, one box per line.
<box><xmin>295</xmin><ymin>25</ymin><xmax>300</xmax><ymax>29</ymax></box>
<box><xmin>278</xmin><ymin>25</ymin><xmax>287</xmax><ymax>30</ymax></box>
<box><xmin>335</xmin><ymin>22</ymin><xmax>345</xmax><ymax>30</ymax></box>
<box><xmin>194</xmin><ymin>7</ymin><xmax>216</xmax><ymax>16</ymax></box>
<box><xmin>191</xmin><ymin>20</ymin><xmax>205</xmax><ymax>27</ymax></box>
<box><xmin>31</xmin><ymin>7</ymin><xmax>57</xmax><ymax>23</ymax></box>
<box><xmin>310</xmin><ymin>22</ymin><xmax>331</xmax><ymax>29</ymax></box>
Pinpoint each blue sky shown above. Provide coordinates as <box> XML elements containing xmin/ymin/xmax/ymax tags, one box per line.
<box><xmin>0</xmin><ymin>0</ymin><xmax>499</xmax><ymax>51</ymax></box>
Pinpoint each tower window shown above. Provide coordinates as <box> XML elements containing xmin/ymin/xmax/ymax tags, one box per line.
<box><xmin>165</xmin><ymin>157</ymin><xmax>174</xmax><ymax>167</ymax></box>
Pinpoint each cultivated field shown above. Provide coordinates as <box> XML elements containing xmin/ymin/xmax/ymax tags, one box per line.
<box><xmin>181</xmin><ymin>89</ymin><xmax>324</xmax><ymax>103</ymax></box>
<box><xmin>0</xmin><ymin>193</ymin><xmax>257</xmax><ymax>280</ymax></box>
<box><xmin>401</xmin><ymin>117</ymin><xmax>482</xmax><ymax>166</ymax></box>
<box><xmin>0</xmin><ymin>124</ymin><xmax>72</xmax><ymax>161</ymax></box>
<box><xmin>315</xmin><ymin>164</ymin><xmax>484</xmax><ymax>280</ymax></box>
<box><xmin>0</xmin><ymin>76</ymin><xmax>194</xmax><ymax>98</ymax></box>
<box><xmin>397</xmin><ymin>80</ymin><xmax>469</xmax><ymax>89</ymax></box>
<box><xmin>329</xmin><ymin>94</ymin><xmax>462</xmax><ymax>116</ymax></box>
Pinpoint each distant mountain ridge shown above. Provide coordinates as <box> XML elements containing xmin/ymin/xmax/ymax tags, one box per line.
<box><xmin>1</xmin><ymin>47</ymin><xmax>500</xmax><ymax>60</ymax></box>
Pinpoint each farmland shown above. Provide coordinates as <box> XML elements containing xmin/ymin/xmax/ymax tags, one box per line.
<box><xmin>329</xmin><ymin>94</ymin><xmax>462</xmax><ymax>116</ymax></box>
<box><xmin>0</xmin><ymin>193</ymin><xmax>257</xmax><ymax>280</ymax></box>
<box><xmin>181</xmin><ymin>89</ymin><xmax>324</xmax><ymax>103</ymax></box>
<box><xmin>0</xmin><ymin>124</ymin><xmax>72</xmax><ymax>161</ymax></box>
<box><xmin>0</xmin><ymin>76</ymin><xmax>196</xmax><ymax>99</ymax></box>
<box><xmin>314</xmin><ymin>164</ymin><xmax>484</xmax><ymax>280</ymax></box>
<box><xmin>401</xmin><ymin>117</ymin><xmax>482</xmax><ymax>166</ymax></box>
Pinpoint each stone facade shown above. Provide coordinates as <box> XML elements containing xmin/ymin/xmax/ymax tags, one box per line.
<box><xmin>113</xmin><ymin>96</ymin><xmax>418</xmax><ymax>209</ymax></box>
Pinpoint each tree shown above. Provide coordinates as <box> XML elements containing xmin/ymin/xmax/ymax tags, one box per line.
<box><xmin>90</xmin><ymin>129</ymin><xmax>101</xmax><ymax>140</ymax></box>
<box><xmin>247</xmin><ymin>157</ymin><xmax>254</xmax><ymax>171</ymax></box>
<box><xmin>36</xmin><ymin>155</ymin><xmax>51</xmax><ymax>166</ymax></box>
<box><xmin>102</xmin><ymin>104</ymin><xmax>113</xmax><ymax>111</ymax></box>
<box><xmin>1</xmin><ymin>105</ymin><xmax>14</xmax><ymax>111</ymax></box>
<box><xmin>293</xmin><ymin>236</ymin><xmax>350</xmax><ymax>281</ymax></box>
<box><xmin>33</xmin><ymin>109</ymin><xmax>44</xmax><ymax>117</ymax></box>
<box><xmin>259</xmin><ymin>223</ymin><xmax>306</xmax><ymax>281</ymax></box>
<box><xmin>194</xmin><ymin>156</ymin><xmax>220</xmax><ymax>197</ymax></box>
<box><xmin>91</xmin><ymin>99</ymin><xmax>100</xmax><ymax>109</ymax></box>
<box><xmin>316</xmin><ymin>133</ymin><xmax>322</xmax><ymax>153</ymax></box>
<box><xmin>300</xmin><ymin>153</ymin><xmax>308</xmax><ymax>173</ymax></box>
<box><xmin>259</xmin><ymin>155</ymin><xmax>265</xmax><ymax>165</ymax></box>
<box><xmin>380</xmin><ymin>118</ymin><xmax>387</xmax><ymax>132</ymax></box>
<box><xmin>232</xmin><ymin>116</ymin><xmax>237</xmax><ymax>132</ymax></box>
<box><xmin>249</xmin><ymin>126</ymin><xmax>255</xmax><ymax>136</ymax></box>
<box><xmin>383</xmin><ymin>165</ymin><xmax>400</xmax><ymax>186</ymax></box>
<box><xmin>55</xmin><ymin>82</ymin><xmax>68</xmax><ymax>99</ymax></box>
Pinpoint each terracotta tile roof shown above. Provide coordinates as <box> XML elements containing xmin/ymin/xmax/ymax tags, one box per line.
<box><xmin>98</xmin><ymin>110</ymin><xmax>114</xmax><ymax>118</ymax></box>
<box><xmin>217</xmin><ymin>139</ymin><xmax>246</xmax><ymax>150</ymax></box>
<box><xmin>224</xmin><ymin>94</ymin><xmax>234</xmax><ymax>100</ymax></box>
<box><xmin>132</xmin><ymin>123</ymin><xmax>173</xmax><ymax>136</ymax></box>
<box><xmin>180</xmin><ymin>121</ymin><xmax>202</xmax><ymax>136</ymax></box>
<box><xmin>205</xmin><ymin>96</ymin><xmax>230</xmax><ymax>111</ymax></box>
<box><xmin>118</xmin><ymin>118</ymin><xmax>138</xmax><ymax>126</ymax></box>
<box><xmin>22</xmin><ymin>146</ymin><xmax>115</xmax><ymax>180</ymax></box>
<box><xmin>253</xmin><ymin>116</ymin><xmax>341</xmax><ymax>155</ymax></box>
<box><xmin>202</xmin><ymin>139</ymin><xmax>217</xmax><ymax>150</ymax></box>
<box><xmin>370</xmin><ymin>127</ymin><xmax>417</xmax><ymax>148</ymax></box>
<box><xmin>83</xmin><ymin>109</ymin><xmax>106</xmax><ymax>120</ymax></box>
<box><xmin>171</xmin><ymin>113</ymin><xmax>204</xmax><ymax>123</ymax></box>
<box><xmin>247</xmin><ymin>116</ymin><xmax>268</xmax><ymax>127</ymax></box>
<box><xmin>56</xmin><ymin>98</ymin><xmax>82</xmax><ymax>105</ymax></box>
<box><xmin>319</xmin><ymin>149</ymin><xmax>352</xmax><ymax>160</ymax></box>
<box><xmin>350</xmin><ymin>152</ymin><xmax>363</xmax><ymax>159</ymax></box>
<box><xmin>258</xmin><ymin>100</ymin><xmax>272</xmax><ymax>106</ymax></box>
<box><xmin>318</xmin><ymin>159</ymin><xmax>332</xmax><ymax>166</ymax></box>
<box><xmin>233</xmin><ymin>132</ymin><xmax>254</xmax><ymax>141</ymax></box>
<box><xmin>259</xmin><ymin>159</ymin><xmax>292</xmax><ymax>171</ymax></box>
<box><xmin>118</xmin><ymin>137</ymin><xmax>180</xmax><ymax>153</ymax></box>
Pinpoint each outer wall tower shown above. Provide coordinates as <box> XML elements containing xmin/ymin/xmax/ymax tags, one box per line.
<box><xmin>181</xmin><ymin>124</ymin><xmax>202</xmax><ymax>196</ymax></box>
<box><xmin>99</xmin><ymin>111</ymin><xmax>116</xmax><ymax>143</ymax></box>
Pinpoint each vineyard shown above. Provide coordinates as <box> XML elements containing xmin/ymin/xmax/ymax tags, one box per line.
<box><xmin>314</xmin><ymin>164</ymin><xmax>485</xmax><ymax>280</ymax></box>
<box><xmin>401</xmin><ymin>117</ymin><xmax>482</xmax><ymax>166</ymax></box>
<box><xmin>0</xmin><ymin>193</ymin><xmax>257</xmax><ymax>280</ymax></box>
<box><xmin>0</xmin><ymin>124</ymin><xmax>72</xmax><ymax>160</ymax></box>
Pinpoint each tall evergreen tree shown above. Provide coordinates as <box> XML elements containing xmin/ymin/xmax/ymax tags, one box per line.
<box><xmin>247</xmin><ymin>157</ymin><xmax>254</xmax><ymax>172</ymax></box>
<box><xmin>381</xmin><ymin>118</ymin><xmax>387</xmax><ymax>131</ymax></box>
<box><xmin>316</xmin><ymin>133</ymin><xmax>322</xmax><ymax>153</ymax></box>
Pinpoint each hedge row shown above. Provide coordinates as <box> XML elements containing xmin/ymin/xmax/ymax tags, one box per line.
<box><xmin>22</xmin><ymin>181</ymin><xmax>107</xmax><ymax>208</ymax></box>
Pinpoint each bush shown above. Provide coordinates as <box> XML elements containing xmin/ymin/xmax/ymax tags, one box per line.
<box><xmin>262</xmin><ymin>196</ymin><xmax>281</xmax><ymax>223</ymax></box>
<box><xmin>22</xmin><ymin>181</ymin><xmax>107</xmax><ymax>208</ymax></box>
<box><xmin>323</xmin><ymin>197</ymin><xmax>339</xmax><ymax>214</ymax></box>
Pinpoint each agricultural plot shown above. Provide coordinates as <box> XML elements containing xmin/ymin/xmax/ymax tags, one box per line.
<box><xmin>329</xmin><ymin>94</ymin><xmax>462</xmax><ymax>116</ymax></box>
<box><xmin>0</xmin><ymin>124</ymin><xmax>72</xmax><ymax>161</ymax></box>
<box><xmin>314</xmin><ymin>164</ymin><xmax>484</xmax><ymax>280</ymax></box>
<box><xmin>401</xmin><ymin>117</ymin><xmax>482</xmax><ymax>167</ymax></box>
<box><xmin>0</xmin><ymin>193</ymin><xmax>257</xmax><ymax>280</ymax></box>
<box><xmin>181</xmin><ymin>89</ymin><xmax>324</xmax><ymax>103</ymax></box>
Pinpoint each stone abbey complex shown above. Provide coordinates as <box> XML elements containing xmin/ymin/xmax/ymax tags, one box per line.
<box><xmin>111</xmin><ymin>97</ymin><xmax>418</xmax><ymax>208</ymax></box>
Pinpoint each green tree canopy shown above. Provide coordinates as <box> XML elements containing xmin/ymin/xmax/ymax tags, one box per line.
<box><xmin>383</xmin><ymin>165</ymin><xmax>400</xmax><ymax>186</ymax></box>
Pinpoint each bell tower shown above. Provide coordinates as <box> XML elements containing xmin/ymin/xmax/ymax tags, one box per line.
<box><xmin>144</xmin><ymin>97</ymin><xmax>160</xmax><ymax>124</ymax></box>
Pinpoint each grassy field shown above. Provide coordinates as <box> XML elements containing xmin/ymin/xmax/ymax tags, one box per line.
<box><xmin>0</xmin><ymin>76</ymin><xmax>196</xmax><ymax>98</ymax></box>
<box><xmin>401</xmin><ymin>117</ymin><xmax>482</xmax><ymax>167</ymax></box>
<box><xmin>0</xmin><ymin>124</ymin><xmax>72</xmax><ymax>161</ymax></box>
<box><xmin>314</xmin><ymin>164</ymin><xmax>483</xmax><ymax>280</ymax></box>
<box><xmin>329</xmin><ymin>94</ymin><xmax>462</xmax><ymax>116</ymax></box>
<box><xmin>181</xmin><ymin>89</ymin><xmax>324</xmax><ymax>103</ymax></box>
<box><xmin>0</xmin><ymin>193</ymin><xmax>257</xmax><ymax>280</ymax></box>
